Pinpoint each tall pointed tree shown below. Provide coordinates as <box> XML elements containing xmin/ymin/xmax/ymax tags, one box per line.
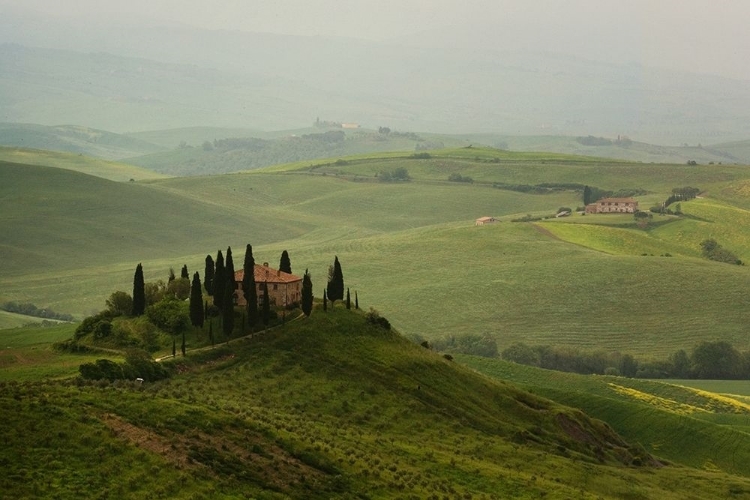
<box><xmin>181</xmin><ymin>265</ymin><xmax>189</xmax><ymax>279</ymax></box>
<box><xmin>301</xmin><ymin>269</ymin><xmax>313</xmax><ymax>317</ymax></box>
<box><xmin>355</xmin><ymin>291</ymin><xmax>359</xmax><ymax>309</ymax></box>
<box><xmin>326</xmin><ymin>256</ymin><xmax>344</xmax><ymax>304</ymax></box>
<box><xmin>261</xmin><ymin>281</ymin><xmax>270</xmax><ymax>327</ymax></box>
<box><xmin>323</xmin><ymin>289</ymin><xmax>328</xmax><ymax>311</ymax></box>
<box><xmin>132</xmin><ymin>263</ymin><xmax>145</xmax><ymax>316</ymax></box>
<box><xmin>242</xmin><ymin>244</ymin><xmax>258</xmax><ymax>330</ymax></box>
<box><xmin>204</xmin><ymin>254</ymin><xmax>215</xmax><ymax>296</ymax></box>
<box><xmin>279</xmin><ymin>250</ymin><xmax>292</xmax><ymax>274</ymax></box>
<box><xmin>213</xmin><ymin>250</ymin><xmax>225</xmax><ymax>309</ymax></box>
<box><xmin>346</xmin><ymin>288</ymin><xmax>351</xmax><ymax>309</ymax></box>
<box><xmin>222</xmin><ymin>247</ymin><xmax>236</xmax><ymax>339</ymax></box>
<box><xmin>189</xmin><ymin>272</ymin><xmax>204</xmax><ymax>328</ymax></box>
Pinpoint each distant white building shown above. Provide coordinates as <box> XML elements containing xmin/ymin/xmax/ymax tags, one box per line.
<box><xmin>475</xmin><ymin>216</ymin><xmax>497</xmax><ymax>226</ymax></box>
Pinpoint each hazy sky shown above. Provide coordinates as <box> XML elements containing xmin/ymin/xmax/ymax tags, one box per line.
<box><xmin>4</xmin><ymin>0</ymin><xmax>750</xmax><ymax>80</ymax></box>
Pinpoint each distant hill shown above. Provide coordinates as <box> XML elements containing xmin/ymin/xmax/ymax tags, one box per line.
<box><xmin>0</xmin><ymin>147</ymin><xmax>167</xmax><ymax>182</ymax></box>
<box><xmin>708</xmin><ymin>139</ymin><xmax>750</xmax><ymax>164</ymax></box>
<box><xmin>3</xmin><ymin>42</ymin><xmax>750</xmax><ymax>144</ymax></box>
<box><xmin>0</xmin><ymin>123</ymin><xmax>163</xmax><ymax>160</ymax></box>
<box><xmin>127</xmin><ymin>128</ymin><xmax>469</xmax><ymax>176</ymax></box>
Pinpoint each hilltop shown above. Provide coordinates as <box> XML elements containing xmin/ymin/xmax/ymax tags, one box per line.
<box><xmin>3</xmin><ymin>307</ymin><xmax>750</xmax><ymax>499</ymax></box>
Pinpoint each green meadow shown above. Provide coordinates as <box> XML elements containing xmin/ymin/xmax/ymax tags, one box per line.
<box><xmin>4</xmin><ymin>147</ymin><xmax>750</xmax><ymax>357</ymax></box>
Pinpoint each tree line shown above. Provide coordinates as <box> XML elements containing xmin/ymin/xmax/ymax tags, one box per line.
<box><xmin>501</xmin><ymin>340</ymin><xmax>750</xmax><ymax>380</ymax></box>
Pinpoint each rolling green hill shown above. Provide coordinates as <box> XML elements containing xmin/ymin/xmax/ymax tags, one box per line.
<box><xmin>0</xmin><ymin>147</ymin><xmax>167</xmax><ymax>181</ymax></box>
<box><xmin>458</xmin><ymin>355</ymin><xmax>750</xmax><ymax>477</ymax></box>
<box><xmin>0</xmin><ymin>123</ymin><xmax>163</xmax><ymax>159</ymax></box>
<box><xmin>4</xmin><ymin>308</ymin><xmax>750</xmax><ymax>499</ymax></box>
<box><xmin>4</xmin><ymin>147</ymin><xmax>750</xmax><ymax>357</ymax></box>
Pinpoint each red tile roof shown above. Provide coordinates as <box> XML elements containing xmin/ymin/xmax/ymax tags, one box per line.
<box><xmin>234</xmin><ymin>264</ymin><xmax>302</xmax><ymax>284</ymax></box>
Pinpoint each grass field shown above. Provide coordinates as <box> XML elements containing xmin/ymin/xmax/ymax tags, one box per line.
<box><xmin>5</xmin><ymin>147</ymin><xmax>750</xmax><ymax>359</ymax></box>
<box><xmin>3</xmin><ymin>308</ymin><xmax>750</xmax><ymax>499</ymax></box>
<box><xmin>458</xmin><ymin>355</ymin><xmax>750</xmax><ymax>476</ymax></box>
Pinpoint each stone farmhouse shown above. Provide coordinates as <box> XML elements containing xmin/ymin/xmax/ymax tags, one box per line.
<box><xmin>233</xmin><ymin>263</ymin><xmax>303</xmax><ymax>308</ymax></box>
<box><xmin>585</xmin><ymin>197</ymin><xmax>639</xmax><ymax>214</ymax></box>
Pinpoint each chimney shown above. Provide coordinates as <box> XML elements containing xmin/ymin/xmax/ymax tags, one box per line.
<box><xmin>263</xmin><ymin>262</ymin><xmax>269</xmax><ymax>267</ymax></box>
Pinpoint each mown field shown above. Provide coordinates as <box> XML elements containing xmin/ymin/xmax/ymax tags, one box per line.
<box><xmin>3</xmin><ymin>309</ymin><xmax>750</xmax><ymax>499</ymax></box>
<box><xmin>4</xmin><ymin>147</ymin><xmax>750</xmax><ymax>358</ymax></box>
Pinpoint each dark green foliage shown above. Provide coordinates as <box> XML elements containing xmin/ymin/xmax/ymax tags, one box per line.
<box><xmin>75</xmin><ymin>311</ymin><xmax>114</xmax><ymax>340</ymax></box>
<box><xmin>181</xmin><ymin>264</ymin><xmax>189</xmax><ymax>279</ymax></box>
<box><xmin>222</xmin><ymin>247</ymin><xmax>236</xmax><ymax>338</ymax></box>
<box><xmin>168</xmin><ymin>267</ymin><xmax>176</xmax><ymax>282</ymax></box>
<box><xmin>279</xmin><ymin>249</ymin><xmax>292</xmax><ymax>274</ymax></box>
<box><xmin>583</xmin><ymin>185</ymin><xmax>593</xmax><ymax>205</ymax></box>
<box><xmin>131</xmin><ymin>263</ymin><xmax>145</xmax><ymax>316</ymax></box>
<box><xmin>346</xmin><ymin>288</ymin><xmax>351</xmax><ymax>309</ymax></box>
<box><xmin>691</xmin><ymin>341</ymin><xmax>744</xmax><ymax>379</ymax></box>
<box><xmin>181</xmin><ymin>331</ymin><xmax>186</xmax><ymax>356</ymax></box>
<box><xmin>204</xmin><ymin>254</ymin><xmax>215</xmax><ymax>296</ymax></box>
<box><xmin>145</xmin><ymin>297</ymin><xmax>190</xmax><ymax>336</ymax></box>
<box><xmin>105</xmin><ymin>291</ymin><xmax>133</xmax><ymax>317</ymax></box>
<box><xmin>432</xmin><ymin>334</ymin><xmax>499</xmax><ymax>358</ymax></box>
<box><xmin>700</xmin><ymin>239</ymin><xmax>743</xmax><ymax>265</ymax></box>
<box><xmin>79</xmin><ymin>351</ymin><xmax>169</xmax><ymax>381</ymax></box>
<box><xmin>0</xmin><ymin>301</ymin><xmax>74</xmax><ymax>321</ymax></box>
<box><xmin>166</xmin><ymin>277</ymin><xmax>190</xmax><ymax>300</ymax></box>
<box><xmin>189</xmin><ymin>272</ymin><xmax>204</xmax><ymax>328</ymax></box>
<box><xmin>364</xmin><ymin>308</ymin><xmax>390</xmax><ymax>330</ymax></box>
<box><xmin>242</xmin><ymin>244</ymin><xmax>258</xmax><ymax>329</ymax></box>
<box><xmin>144</xmin><ymin>280</ymin><xmax>166</xmax><ymax>306</ymax></box>
<box><xmin>213</xmin><ymin>250</ymin><xmax>225</xmax><ymax>309</ymax></box>
<box><xmin>209</xmin><ymin>319</ymin><xmax>214</xmax><ymax>347</ymax></box>
<box><xmin>326</xmin><ymin>256</ymin><xmax>344</xmax><ymax>303</ymax></box>
<box><xmin>323</xmin><ymin>289</ymin><xmax>327</xmax><ymax>311</ymax></box>
<box><xmin>301</xmin><ymin>269</ymin><xmax>313</xmax><ymax>317</ymax></box>
<box><xmin>261</xmin><ymin>282</ymin><xmax>270</xmax><ymax>326</ymax></box>
<box><xmin>378</xmin><ymin>167</ymin><xmax>411</xmax><ymax>182</ymax></box>
<box><xmin>576</xmin><ymin>135</ymin><xmax>612</xmax><ymax>146</ymax></box>
<box><xmin>354</xmin><ymin>291</ymin><xmax>359</xmax><ymax>309</ymax></box>
<box><xmin>448</xmin><ymin>173</ymin><xmax>473</xmax><ymax>183</ymax></box>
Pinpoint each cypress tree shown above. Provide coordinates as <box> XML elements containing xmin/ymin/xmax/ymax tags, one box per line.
<box><xmin>181</xmin><ymin>265</ymin><xmax>189</xmax><ymax>279</ymax></box>
<box><xmin>209</xmin><ymin>320</ymin><xmax>214</xmax><ymax>347</ymax></box>
<box><xmin>583</xmin><ymin>185</ymin><xmax>593</xmax><ymax>206</ymax></box>
<box><xmin>132</xmin><ymin>263</ymin><xmax>145</xmax><ymax>316</ymax></box>
<box><xmin>222</xmin><ymin>247</ymin><xmax>236</xmax><ymax>339</ymax></box>
<box><xmin>279</xmin><ymin>250</ymin><xmax>292</xmax><ymax>274</ymax></box>
<box><xmin>189</xmin><ymin>272</ymin><xmax>204</xmax><ymax>328</ymax></box>
<box><xmin>204</xmin><ymin>255</ymin><xmax>215</xmax><ymax>296</ymax></box>
<box><xmin>213</xmin><ymin>250</ymin><xmax>225</xmax><ymax>309</ymax></box>
<box><xmin>242</xmin><ymin>244</ymin><xmax>258</xmax><ymax>330</ymax></box>
<box><xmin>326</xmin><ymin>256</ymin><xmax>344</xmax><ymax>303</ymax></box>
<box><xmin>261</xmin><ymin>282</ymin><xmax>270</xmax><ymax>327</ymax></box>
<box><xmin>168</xmin><ymin>267</ymin><xmax>176</xmax><ymax>283</ymax></box>
<box><xmin>181</xmin><ymin>331</ymin><xmax>186</xmax><ymax>356</ymax></box>
<box><xmin>301</xmin><ymin>269</ymin><xmax>313</xmax><ymax>317</ymax></box>
<box><xmin>346</xmin><ymin>287</ymin><xmax>351</xmax><ymax>309</ymax></box>
<box><xmin>355</xmin><ymin>291</ymin><xmax>359</xmax><ymax>309</ymax></box>
<box><xmin>323</xmin><ymin>289</ymin><xmax>328</xmax><ymax>311</ymax></box>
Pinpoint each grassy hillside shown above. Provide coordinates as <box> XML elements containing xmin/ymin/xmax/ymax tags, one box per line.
<box><xmin>709</xmin><ymin>139</ymin><xmax>750</xmax><ymax>164</ymax></box>
<box><xmin>458</xmin><ymin>355</ymin><xmax>750</xmax><ymax>477</ymax></box>
<box><xmin>0</xmin><ymin>123</ymin><xmax>163</xmax><ymax>159</ymax></box>
<box><xmin>3</xmin><ymin>308</ymin><xmax>750</xmax><ymax>499</ymax></box>
<box><xmin>0</xmin><ymin>147</ymin><xmax>167</xmax><ymax>181</ymax></box>
<box><xmin>127</xmin><ymin>129</ymin><xmax>470</xmax><ymax>176</ymax></box>
<box><xmin>5</xmin><ymin>148</ymin><xmax>750</xmax><ymax>357</ymax></box>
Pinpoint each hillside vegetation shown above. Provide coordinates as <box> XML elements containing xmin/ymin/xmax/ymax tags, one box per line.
<box><xmin>4</xmin><ymin>147</ymin><xmax>750</xmax><ymax>358</ymax></box>
<box><xmin>4</xmin><ymin>308</ymin><xmax>750</xmax><ymax>499</ymax></box>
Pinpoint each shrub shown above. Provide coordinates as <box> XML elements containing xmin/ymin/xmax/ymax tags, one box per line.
<box><xmin>365</xmin><ymin>308</ymin><xmax>391</xmax><ymax>330</ymax></box>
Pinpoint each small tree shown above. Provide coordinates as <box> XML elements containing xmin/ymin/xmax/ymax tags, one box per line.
<box><xmin>181</xmin><ymin>265</ymin><xmax>189</xmax><ymax>279</ymax></box>
<box><xmin>168</xmin><ymin>267</ymin><xmax>176</xmax><ymax>283</ymax></box>
<box><xmin>242</xmin><ymin>244</ymin><xmax>258</xmax><ymax>330</ymax></box>
<box><xmin>323</xmin><ymin>289</ymin><xmax>328</xmax><ymax>311</ymax></box>
<box><xmin>106</xmin><ymin>291</ymin><xmax>133</xmax><ymax>317</ymax></box>
<box><xmin>261</xmin><ymin>282</ymin><xmax>270</xmax><ymax>328</ymax></box>
<box><xmin>222</xmin><ymin>247</ymin><xmax>236</xmax><ymax>340</ymax></box>
<box><xmin>279</xmin><ymin>250</ymin><xmax>292</xmax><ymax>274</ymax></box>
<box><xmin>301</xmin><ymin>269</ymin><xmax>313</xmax><ymax>317</ymax></box>
<box><xmin>204</xmin><ymin>255</ymin><xmax>215</xmax><ymax>296</ymax></box>
<box><xmin>346</xmin><ymin>288</ymin><xmax>351</xmax><ymax>309</ymax></box>
<box><xmin>189</xmin><ymin>272</ymin><xmax>204</xmax><ymax>328</ymax></box>
<box><xmin>326</xmin><ymin>256</ymin><xmax>344</xmax><ymax>304</ymax></box>
<box><xmin>213</xmin><ymin>250</ymin><xmax>225</xmax><ymax>309</ymax></box>
<box><xmin>355</xmin><ymin>291</ymin><xmax>359</xmax><ymax>309</ymax></box>
<box><xmin>132</xmin><ymin>263</ymin><xmax>146</xmax><ymax>316</ymax></box>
